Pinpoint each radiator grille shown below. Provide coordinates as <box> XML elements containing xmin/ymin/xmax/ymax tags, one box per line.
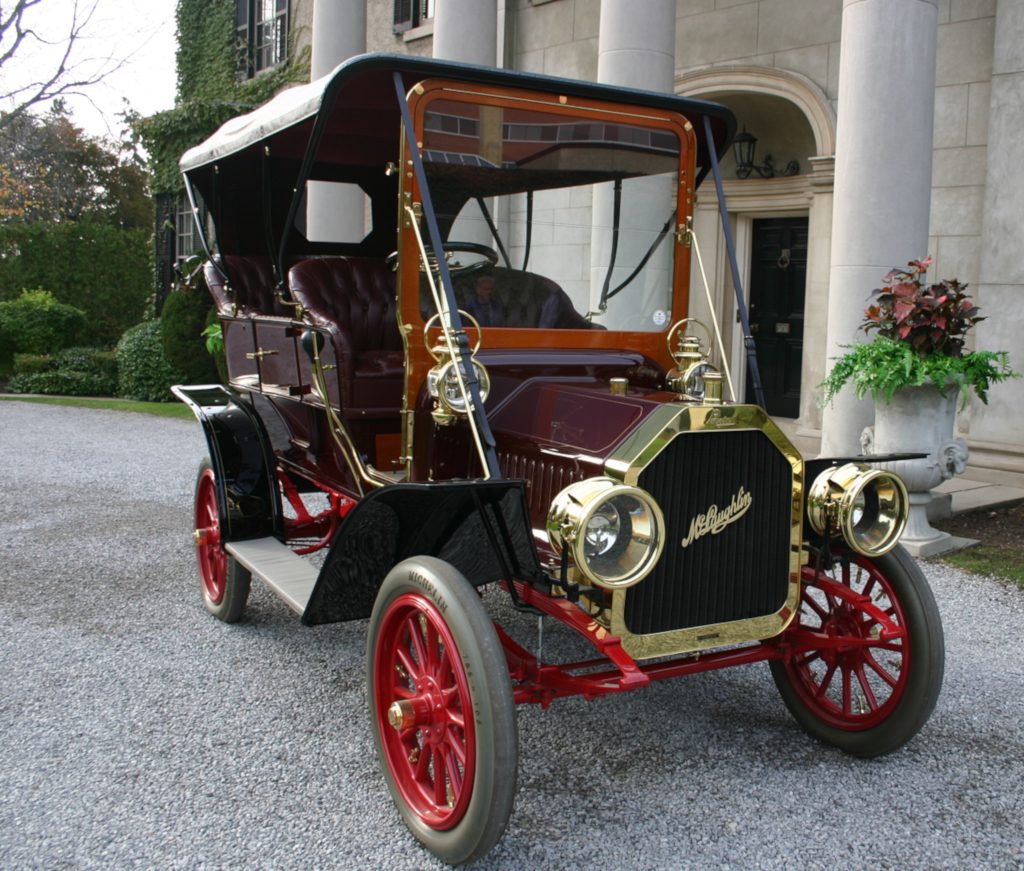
<box><xmin>499</xmin><ymin>451</ymin><xmax>580</xmax><ymax>518</ymax></box>
<box><xmin>627</xmin><ymin>429</ymin><xmax>793</xmax><ymax>635</ymax></box>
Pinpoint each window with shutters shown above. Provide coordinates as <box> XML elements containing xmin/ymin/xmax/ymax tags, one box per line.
<box><xmin>237</xmin><ymin>0</ymin><xmax>289</xmax><ymax>79</ymax></box>
<box><xmin>393</xmin><ymin>0</ymin><xmax>435</xmax><ymax>34</ymax></box>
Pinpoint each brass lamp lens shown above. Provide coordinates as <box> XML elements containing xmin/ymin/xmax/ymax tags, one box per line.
<box><xmin>845</xmin><ymin>473</ymin><xmax>907</xmax><ymax>555</ymax></box>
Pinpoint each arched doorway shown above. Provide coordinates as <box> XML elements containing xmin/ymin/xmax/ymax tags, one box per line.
<box><xmin>677</xmin><ymin>67</ymin><xmax>836</xmax><ymax>428</ymax></box>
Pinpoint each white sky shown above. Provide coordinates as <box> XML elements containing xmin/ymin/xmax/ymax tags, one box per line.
<box><xmin>2</xmin><ymin>0</ymin><xmax>177</xmax><ymax>142</ymax></box>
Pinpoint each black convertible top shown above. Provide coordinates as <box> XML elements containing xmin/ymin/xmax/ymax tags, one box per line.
<box><xmin>181</xmin><ymin>52</ymin><xmax>736</xmax><ymax>261</ymax></box>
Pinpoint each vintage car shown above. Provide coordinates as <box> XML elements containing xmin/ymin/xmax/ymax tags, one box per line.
<box><xmin>175</xmin><ymin>54</ymin><xmax>944</xmax><ymax>865</ymax></box>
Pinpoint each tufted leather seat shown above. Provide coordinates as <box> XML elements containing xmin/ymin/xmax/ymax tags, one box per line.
<box><xmin>204</xmin><ymin>255</ymin><xmax>289</xmax><ymax>316</ymax></box>
<box><xmin>288</xmin><ymin>257</ymin><xmax>404</xmax><ymax>414</ymax></box>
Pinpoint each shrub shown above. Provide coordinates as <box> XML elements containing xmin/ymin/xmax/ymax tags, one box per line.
<box><xmin>8</xmin><ymin>345</ymin><xmax>119</xmax><ymax>396</ymax></box>
<box><xmin>116</xmin><ymin>320</ymin><xmax>185</xmax><ymax>402</ymax></box>
<box><xmin>161</xmin><ymin>283</ymin><xmax>219</xmax><ymax>383</ymax></box>
<box><xmin>0</xmin><ymin>289</ymin><xmax>87</xmax><ymax>362</ymax></box>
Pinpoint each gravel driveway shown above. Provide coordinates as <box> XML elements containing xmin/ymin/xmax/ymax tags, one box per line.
<box><xmin>1</xmin><ymin>400</ymin><xmax>1022</xmax><ymax>870</ymax></box>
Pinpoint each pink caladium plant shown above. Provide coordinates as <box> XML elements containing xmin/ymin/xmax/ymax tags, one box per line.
<box><xmin>861</xmin><ymin>256</ymin><xmax>983</xmax><ymax>358</ymax></box>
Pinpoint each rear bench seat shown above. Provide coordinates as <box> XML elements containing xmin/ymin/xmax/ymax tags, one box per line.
<box><xmin>288</xmin><ymin>257</ymin><xmax>404</xmax><ymax>415</ymax></box>
<box><xmin>204</xmin><ymin>255</ymin><xmax>292</xmax><ymax>317</ymax></box>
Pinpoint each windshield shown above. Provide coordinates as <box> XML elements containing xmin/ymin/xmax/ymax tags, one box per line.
<box><xmin>420</xmin><ymin>97</ymin><xmax>683</xmax><ymax>332</ymax></box>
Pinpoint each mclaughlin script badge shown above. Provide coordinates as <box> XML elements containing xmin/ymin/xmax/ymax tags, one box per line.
<box><xmin>681</xmin><ymin>486</ymin><xmax>752</xmax><ymax>548</ymax></box>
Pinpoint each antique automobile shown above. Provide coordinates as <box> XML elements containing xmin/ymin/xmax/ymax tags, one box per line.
<box><xmin>175</xmin><ymin>53</ymin><xmax>944</xmax><ymax>865</ymax></box>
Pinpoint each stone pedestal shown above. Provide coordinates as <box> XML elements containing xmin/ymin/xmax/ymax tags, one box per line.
<box><xmin>863</xmin><ymin>385</ymin><xmax>970</xmax><ymax>557</ymax></box>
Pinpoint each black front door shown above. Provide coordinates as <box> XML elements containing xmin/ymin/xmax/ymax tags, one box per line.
<box><xmin>744</xmin><ymin>217</ymin><xmax>807</xmax><ymax>418</ymax></box>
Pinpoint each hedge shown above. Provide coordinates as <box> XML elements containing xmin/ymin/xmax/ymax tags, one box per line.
<box><xmin>7</xmin><ymin>346</ymin><xmax>119</xmax><ymax>396</ymax></box>
<box><xmin>0</xmin><ymin>218</ymin><xmax>151</xmax><ymax>347</ymax></box>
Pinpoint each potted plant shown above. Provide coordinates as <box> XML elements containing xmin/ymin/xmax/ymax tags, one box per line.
<box><xmin>821</xmin><ymin>256</ymin><xmax>1017</xmax><ymax>556</ymax></box>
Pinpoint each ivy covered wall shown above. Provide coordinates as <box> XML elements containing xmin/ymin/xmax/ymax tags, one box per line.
<box><xmin>136</xmin><ymin>0</ymin><xmax>310</xmax><ymax>306</ymax></box>
<box><xmin>138</xmin><ymin>0</ymin><xmax>311</xmax><ymax>196</ymax></box>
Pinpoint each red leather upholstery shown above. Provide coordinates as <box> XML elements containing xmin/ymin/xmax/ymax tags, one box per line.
<box><xmin>288</xmin><ymin>257</ymin><xmax>404</xmax><ymax>413</ymax></box>
<box><xmin>204</xmin><ymin>255</ymin><xmax>287</xmax><ymax>316</ymax></box>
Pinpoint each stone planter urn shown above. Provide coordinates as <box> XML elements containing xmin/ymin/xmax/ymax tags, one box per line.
<box><xmin>861</xmin><ymin>384</ymin><xmax>968</xmax><ymax>557</ymax></box>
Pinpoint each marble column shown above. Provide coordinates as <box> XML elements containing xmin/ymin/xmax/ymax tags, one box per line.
<box><xmin>307</xmin><ymin>0</ymin><xmax>367</xmax><ymax>243</ymax></box>
<box><xmin>819</xmin><ymin>0</ymin><xmax>939</xmax><ymax>455</ymax></box>
<box><xmin>590</xmin><ymin>0</ymin><xmax>676</xmax><ymax>326</ymax></box>
<box><xmin>969</xmin><ymin>0</ymin><xmax>1024</xmax><ymax>453</ymax></box>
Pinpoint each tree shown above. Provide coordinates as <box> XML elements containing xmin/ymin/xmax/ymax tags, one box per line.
<box><xmin>0</xmin><ymin>102</ymin><xmax>150</xmax><ymax>228</ymax></box>
<box><xmin>0</xmin><ymin>0</ymin><xmax>123</xmax><ymax>131</ymax></box>
<box><xmin>0</xmin><ymin>103</ymin><xmax>152</xmax><ymax>346</ymax></box>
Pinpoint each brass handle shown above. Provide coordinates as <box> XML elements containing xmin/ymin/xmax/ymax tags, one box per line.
<box><xmin>246</xmin><ymin>349</ymin><xmax>279</xmax><ymax>360</ymax></box>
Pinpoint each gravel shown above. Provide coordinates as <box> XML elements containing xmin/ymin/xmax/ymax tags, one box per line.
<box><xmin>1</xmin><ymin>399</ymin><xmax>1023</xmax><ymax>870</ymax></box>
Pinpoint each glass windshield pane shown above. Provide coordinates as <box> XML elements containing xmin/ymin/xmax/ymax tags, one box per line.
<box><xmin>421</xmin><ymin>98</ymin><xmax>680</xmax><ymax>332</ymax></box>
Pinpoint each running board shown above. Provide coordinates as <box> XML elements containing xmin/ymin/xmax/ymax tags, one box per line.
<box><xmin>225</xmin><ymin>538</ymin><xmax>318</xmax><ymax>615</ymax></box>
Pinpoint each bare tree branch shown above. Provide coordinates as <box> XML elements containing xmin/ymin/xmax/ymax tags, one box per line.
<box><xmin>0</xmin><ymin>0</ymin><xmax>128</xmax><ymax>131</ymax></box>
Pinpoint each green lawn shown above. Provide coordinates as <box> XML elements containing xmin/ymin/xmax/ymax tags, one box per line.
<box><xmin>939</xmin><ymin>546</ymin><xmax>1024</xmax><ymax>591</ymax></box>
<box><xmin>0</xmin><ymin>394</ymin><xmax>194</xmax><ymax>420</ymax></box>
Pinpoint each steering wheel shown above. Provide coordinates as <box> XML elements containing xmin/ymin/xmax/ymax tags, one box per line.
<box><xmin>386</xmin><ymin>241</ymin><xmax>499</xmax><ymax>277</ymax></box>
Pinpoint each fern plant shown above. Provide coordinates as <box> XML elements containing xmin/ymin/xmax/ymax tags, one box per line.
<box><xmin>822</xmin><ymin>257</ymin><xmax>1017</xmax><ymax>406</ymax></box>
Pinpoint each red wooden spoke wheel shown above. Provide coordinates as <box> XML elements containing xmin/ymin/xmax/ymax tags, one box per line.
<box><xmin>192</xmin><ymin>458</ymin><xmax>250</xmax><ymax>622</ymax></box>
<box><xmin>771</xmin><ymin>546</ymin><xmax>944</xmax><ymax>757</ymax></box>
<box><xmin>194</xmin><ymin>464</ymin><xmax>227</xmax><ymax>605</ymax></box>
<box><xmin>374</xmin><ymin>593</ymin><xmax>476</xmax><ymax>830</ymax></box>
<box><xmin>367</xmin><ymin>557</ymin><xmax>517</xmax><ymax>865</ymax></box>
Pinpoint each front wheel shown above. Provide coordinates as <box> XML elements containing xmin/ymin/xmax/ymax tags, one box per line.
<box><xmin>770</xmin><ymin>545</ymin><xmax>944</xmax><ymax>757</ymax></box>
<box><xmin>367</xmin><ymin>557</ymin><xmax>517</xmax><ymax>865</ymax></box>
<box><xmin>193</xmin><ymin>458</ymin><xmax>251</xmax><ymax>622</ymax></box>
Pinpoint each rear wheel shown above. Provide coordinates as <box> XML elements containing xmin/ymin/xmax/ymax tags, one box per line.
<box><xmin>771</xmin><ymin>545</ymin><xmax>944</xmax><ymax>757</ymax></box>
<box><xmin>367</xmin><ymin>557</ymin><xmax>517</xmax><ymax>865</ymax></box>
<box><xmin>193</xmin><ymin>458</ymin><xmax>251</xmax><ymax>622</ymax></box>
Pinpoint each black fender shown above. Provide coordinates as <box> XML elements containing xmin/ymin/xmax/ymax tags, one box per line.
<box><xmin>173</xmin><ymin>384</ymin><xmax>282</xmax><ymax>541</ymax></box>
<box><xmin>302</xmin><ymin>479</ymin><xmax>540</xmax><ymax>625</ymax></box>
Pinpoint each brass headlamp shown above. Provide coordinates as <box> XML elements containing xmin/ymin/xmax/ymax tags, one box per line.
<box><xmin>423</xmin><ymin>309</ymin><xmax>489</xmax><ymax>425</ymax></box>
<box><xmin>547</xmin><ymin>477</ymin><xmax>665</xmax><ymax>589</ymax></box>
<box><xmin>807</xmin><ymin>462</ymin><xmax>909</xmax><ymax>556</ymax></box>
<box><xmin>665</xmin><ymin>319</ymin><xmax>722</xmax><ymax>403</ymax></box>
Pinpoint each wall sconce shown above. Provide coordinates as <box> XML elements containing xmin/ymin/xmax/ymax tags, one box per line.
<box><xmin>733</xmin><ymin>128</ymin><xmax>799</xmax><ymax>179</ymax></box>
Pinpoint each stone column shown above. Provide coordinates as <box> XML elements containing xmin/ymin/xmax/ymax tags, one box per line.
<box><xmin>433</xmin><ymin>0</ymin><xmax>498</xmax><ymax>247</ymax></box>
<box><xmin>433</xmin><ymin>0</ymin><xmax>497</xmax><ymax>66</ymax></box>
<box><xmin>819</xmin><ymin>0</ymin><xmax>939</xmax><ymax>455</ymax></box>
<box><xmin>969</xmin><ymin>0</ymin><xmax>1024</xmax><ymax>454</ymax></box>
<box><xmin>590</xmin><ymin>0</ymin><xmax>676</xmax><ymax>325</ymax></box>
<box><xmin>596</xmin><ymin>0</ymin><xmax>674</xmax><ymax>90</ymax></box>
<box><xmin>307</xmin><ymin>0</ymin><xmax>367</xmax><ymax>243</ymax></box>
<box><xmin>798</xmin><ymin>156</ymin><xmax>835</xmax><ymax>434</ymax></box>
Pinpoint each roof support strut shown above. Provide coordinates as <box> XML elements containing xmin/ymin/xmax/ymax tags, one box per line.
<box><xmin>703</xmin><ymin>115</ymin><xmax>765</xmax><ymax>409</ymax></box>
<box><xmin>392</xmin><ymin>72</ymin><xmax>502</xmax><ymax>480</ymax></box>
